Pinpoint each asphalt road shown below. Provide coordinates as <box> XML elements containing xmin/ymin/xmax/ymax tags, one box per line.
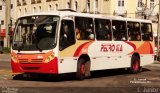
<box><xmin>0</xmin><ymin>54</ymin><xmax>160</xmax><ymax>93</ymax></box>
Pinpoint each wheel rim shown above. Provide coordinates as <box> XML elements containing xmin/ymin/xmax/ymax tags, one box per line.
<box><xmin>80</xmin><ymin>64</ymin><xmax>85</xmax><ymax>76</ymax></box>
<box><xmin>133</xmin><ymin>60</ymin><xmax>139</xmax><ymax>71</ymax></box>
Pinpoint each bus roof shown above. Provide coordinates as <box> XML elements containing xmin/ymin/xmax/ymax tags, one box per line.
<box><xmin>19</xmin><ymin>11</ymin><xmax>152</xmax><ymax>23</ymax></box>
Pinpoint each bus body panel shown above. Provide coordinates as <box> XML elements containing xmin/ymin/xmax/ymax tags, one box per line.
<box><xmin>58</xmin><ymin>41</ymin><xmax>91</xmax><ymax>74</ymax></box>
<box><xmin>57</xmin><ymin>40</ymin><xmax>154</xmax><ymax>73</ymax></box>
<box><xmin>140</xmin><ymin>54</ymin><xmax>154</xmax><ymax>66</ymax></box>
<box><xmin>88</xmin><ymin>41</ymin><xmax>133</xmax><ymax>70</ymax></box>
<box><xmin>58</xmin><ymin>58</ymin><xmax>77</xmax><ymax>74</ymax></box>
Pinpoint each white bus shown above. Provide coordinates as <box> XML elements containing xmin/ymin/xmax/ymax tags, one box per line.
<box><xmin>11</xmin><ymin>10</ymin><xmax>154</xmax><ymax>80</ymax></box>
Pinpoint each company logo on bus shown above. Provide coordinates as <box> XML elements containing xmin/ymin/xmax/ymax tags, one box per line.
<box><xmin>100</xmin><ymin>44</ymin><xmax>123</xmax><ymax>52</ymax></box>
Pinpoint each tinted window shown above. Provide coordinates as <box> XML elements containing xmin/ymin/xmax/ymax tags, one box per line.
<box><xmin>75</xmin><ymin>17</ymin><xmax>94</xmax><ymax>40</ymax></box>
<box><xmin>112</xmin><ymin>20</ymin><xmax>127</xmax><ymax>41</ymax></box>
<box><xmin>95</xmin><ymin>19</ymin><xmax>112</xmax><ymax>41</ymax></box>
<box><xmin>59</xmin><ymin>20</ymin><xmax>75</xmax><ymax>51</ymax></box>
<box><xmin>127</xmin><ymin>22</ymin><xmax>141</xmax><ymax>41</ymax></box>
<box><xmin>141</xmin><ymin>23</ymin><xmax>153</xmax><ymax>41</ymax></box>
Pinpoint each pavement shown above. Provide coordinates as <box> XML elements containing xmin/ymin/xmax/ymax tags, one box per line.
<box><xmin>0</xmin><ymin>54</ymin><xmax>10</xmax><ymax>62</ymax></box>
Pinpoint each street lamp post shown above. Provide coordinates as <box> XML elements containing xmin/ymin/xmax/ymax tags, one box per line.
<box><xmin>4</xmin><ymin>0</ymin><xmax>11</xmax><ymax>47</ymax></box>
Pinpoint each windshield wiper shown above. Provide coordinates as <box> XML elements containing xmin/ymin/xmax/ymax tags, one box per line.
<box><xmin>36</xmin><ymin>43</ymin><xmax>42</xmax><ymax>52</ymax></box>
<box><xmin>18</xmin><ymin>44</ymin><xmax>24</xmax><ymax>52</ymax></box>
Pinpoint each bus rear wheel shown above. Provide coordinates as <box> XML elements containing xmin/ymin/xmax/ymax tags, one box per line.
<box><xmin>130</xmin><ymin>55</ymin><xmax>140</xmax><ymax>74</ymax></box>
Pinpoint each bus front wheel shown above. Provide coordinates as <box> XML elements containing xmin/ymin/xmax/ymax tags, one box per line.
<box><xmin>76</xmin><ymin>59</ymin><xmax>91</xmax><ymax>80</ymax></box>
<box><xmin>130</xmin><ymin>55</ymin><xmax>140</xmax><ymax>74</ymax></box>
<box><xmin>76</xmin><ymin>59</ymin><xmax>85</xmax><ymax>80</ymax></box>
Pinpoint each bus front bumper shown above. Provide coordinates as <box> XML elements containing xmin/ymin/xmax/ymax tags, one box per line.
<box><xmin>11</xmin><ymin>57</ymin><xmax>58</xmax><ymax>74</ymax></box>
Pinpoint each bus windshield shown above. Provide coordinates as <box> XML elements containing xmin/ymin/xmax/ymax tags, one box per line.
<box><xmin>12</xmin><ymin>15</ymin><xmax>59</xmax><ymax>52</ymax></box>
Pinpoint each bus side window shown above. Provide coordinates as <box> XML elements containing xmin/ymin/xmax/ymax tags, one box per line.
<box><xmin>112</xmin><ymin>20</ymin><xmax>127</xmax><ymax>41</ymax></box>
<box><xmin>95</xmin><ymin>18</ymin><xmax>112</xmax><ymax>41</ymax></box>
<box><xmin>75</xmin><ymin>17</ymin><xmax>95</xmax><ymax>40</ymax></box>
<box><xmin>59</xmin><ymin>20</ymin><xmax>75</xmax><ymax>51</ymax></box>
<box><xmin>141</xmin><ymin>23</ymin><xmax>153</xmax><ymax>41</ymax></box>
<box><xmin>127</xmin><ymin>22</ymin><xmax>141</xmax><ymax>41</ymax></box>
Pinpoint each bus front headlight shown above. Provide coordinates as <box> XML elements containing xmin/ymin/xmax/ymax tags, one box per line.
<box><xmin>44</xmin><ymin>54</ymin><xmax>55</xmax><ymax>63</ymax></box>
<box><xmin>11</xmin><ymin>54</ymin><xmax>18</xmax><ymax>63</ymax></box>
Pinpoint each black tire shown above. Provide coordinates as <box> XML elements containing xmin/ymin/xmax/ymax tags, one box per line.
<box><xmin>76</xmin><ymin>59</ymin><xmax>86</xmax><ymax>80</ymax></box>
<box><xmin>130</xmin><ymin>55</ymin><xmax>140</xmax><ymax>74</ymax></box>
<box><xmin>12</xmin><ymin>74</ymin><xmax>24</xmax><ymax>80</ymax></box>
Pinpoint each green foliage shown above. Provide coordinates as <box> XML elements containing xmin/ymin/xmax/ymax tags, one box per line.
<box><xmin>3</xmin><ymin>47</ymin><xmax>11</xmax><ymax>54</ymax></box>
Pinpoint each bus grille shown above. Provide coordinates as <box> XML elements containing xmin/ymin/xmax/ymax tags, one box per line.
<box><xmin>19</xmin><ymin>59</ymin><xmax>43</xmax><ymax>64</ymax></box>
<box><xmin>22</xmin><ymin>67</ymin><xmax>40</xmax><ymax>70</ymax></box>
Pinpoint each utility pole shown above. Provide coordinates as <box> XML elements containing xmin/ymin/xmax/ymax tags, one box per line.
<box><xmin>144</xmin><ymin>0</ymin><xmax>148</xmax><ymax>19</ymax></box>
<box><xmin>157</xmin><ymin>0</ymin><xmax>160</xmax><ymax>61</ymax></box>
<box><xmin>4</xmin><ymin>0</ymin><xmax>11</xmax><ymax>47</ymax></box>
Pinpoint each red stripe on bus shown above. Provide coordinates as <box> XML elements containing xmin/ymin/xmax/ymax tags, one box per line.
<box><xmin>73</xmin><ymin>42</ymin><xmax>91</xmax><ymax>57</ymax></box>
<box><xmin>124</xmin><ymin>41</ymin><xmax>136</xmax><ymax>51</ymax></box>
<box><xmin>149</xmin><ymin>42</ymin><xmax>154</xmax><ymax>54</ymax></box>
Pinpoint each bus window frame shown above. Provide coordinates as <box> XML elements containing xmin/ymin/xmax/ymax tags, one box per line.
<box><xmin>112</xmin><ymin>20</ymin><xmax>127</xmax><ymax>41</ymax></box>
<box><xmin>94</xmin><ymin>18</ymin><xmax>112</xmax><ymax>41</ymax></box>
<box><xmin>127</xmin><ymin>21</ymin><xmax>141</xmax><ymax>41</ymax></box>
<box><xmin>141</xmin><ymin>22</ymin><xmax>153</xmax><ymax>41</ymax></box>
<box><xmin>59</xmin><ymin>19</ymin><xmax>76</xmax><ymax>51</ymax></box>
<box><xmin>75</xmin><ymin>16</ymin><xmax>95</xmax><ymax>40</ymax></box>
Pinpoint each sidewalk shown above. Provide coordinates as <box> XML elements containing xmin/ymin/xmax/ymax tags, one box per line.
<box><xmin>0</xmin><ymin>54</ymin><xmax>11</xmax><ymax>62</ymax></box>
<box><xmin>154</xmin><ymin>61</ymin><xmax>160</xmax><ymax>64</ymax></box>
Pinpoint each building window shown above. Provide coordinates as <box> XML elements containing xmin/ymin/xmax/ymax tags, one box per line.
<box><xmin>17</xmin><ymin>0</ymin><xmax>21</xmax><ymax>6</ymax></box>
<box><xmin>95</xmin><ymin>0</ymin><xmax>98</xmax><ymax>13</ymax></box>
<box><xmin>0</xmin><ymin>6</ymin><xmax>2</xmax><ymax>10</ymax></box>
<box><xmin>67</xmin><ymin>2</ymin><xmax>71</xmax><ymax>9</ymax></box>
<box><xmin>31</xmin><ymin>0</ymin><xmax>36</xmax><ymax>4</ymax></box>
<box><xmin>118</xmin><ymin>0</ymin><xmax>121</xmax><ymax>6</ymax></box>
<box><xmin>39</xmin><ymin>6</ymin><xmax>42</xmax><ymax>12</ymax></box>
<box><xmin>24</xmin><ymin>8</ymin><xmax>27</xmax><ymax>14</ymax></box>
<box><xmin>33</xmin><ymin>7</ymin><xmax>36</xmax><ymax>13</ymax></box>
<box><xmin>19</xmin><ymin>9</ymin><xmax>21</xmax><ymax>17</ymax></box>
<box><xmin>74</xmin><ymin>1</ymin><xmax>78</xmax><ymax>11</ymax></box>
<box><xmin>11</xmin><ymin>4</ymin><xmax>13</xmax><ymax>9</ymax></box>
<box><xmin>87</xmin><ymin>0</ymin><xmax>90</xmax><ymax>12</ymax></box>
<box><xmin>1</xmin><ymin>20</ymin><xmax>4</xmax><ymax>25</ymax></box>
<box><xmin>22</xmin><ymin>0</ymin><xmax>27</xmax><ymax>5</ymax></box>
<box><xmin>138</xmin><ymin>0</ymin><xmax>143</xmax><ymax>7</ymax></box>
<box><xmin>46</xmin><ymin>0</ymin><xmax>51</xmax><ymax>2</ymax></box>
<box><xmin>55</xmin><ymin>4</ymin><xmax>58</xmax><ymax>10</ymax></box>
<box><xmin>48</xmin><ymin>5</ymin><xmax>51</xmax><ymax>11</ymax></box>
<box><xmin>37</xmin><ymin>0</ymin><xmax>41</xmax><ymax>3</ymax></box>
<box><xmin>122</xmin><ymin>0</ymin><xmax>124</xmax><ymax>6</ymax></box>
<box><xmin>150</xmin><ymin>0</ymin><xmax>154</xmax><ymax>10</ymax></box>
<box><xmin>118</xmin><ymin>0</ymin><xmax>124</xmax><ymax>7</ymax></box>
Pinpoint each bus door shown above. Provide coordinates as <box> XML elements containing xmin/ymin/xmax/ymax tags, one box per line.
<box><xmin>58</xmin><ymin>17</ymin><xmax>77</xmax><ymax>73</ymax></box>
<box><xmin>59</xmin><ymin>17</ymin><xmax>76</xmax><ymax>55</ymax></box>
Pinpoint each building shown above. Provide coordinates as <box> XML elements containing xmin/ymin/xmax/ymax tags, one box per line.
<box><xmin>14</xmin><ymin>0</ymin><xmax>159</xmax><ymax>18</ymax></box>
<box><xmin>0</xmin><ymin>0</ymin><xmax>15</xmax><ymax>47</ymax></box>
<box><xmin>0</xmin><ymin>0</ymin><xmax>157</xmax><ymax>47</ymax></box>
